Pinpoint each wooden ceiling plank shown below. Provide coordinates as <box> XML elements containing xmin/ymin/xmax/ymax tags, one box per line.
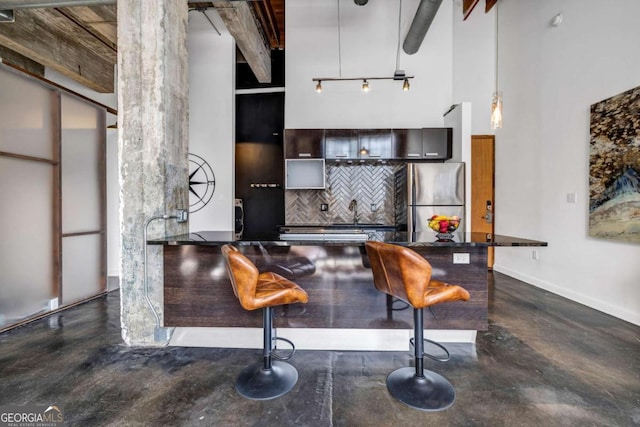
<box><xmin>58</xmin><ymin>5</ymin><xmax>117</xmax><ymax>51</ymax></box>
<box><xmin>37</xmin><ymin>7</ymin><xmax>116</xmax><ymax>62</ymax></box>
<box><xmin>485</xmin><ymin>0</ymin><xmax>497</xmax><ymax>13</ymax></box>
<box><xmin>0</xmin><ymin>8</ymin><xmax>114</xmax><ymax>92</ymax></box>
<box><xmin>213</xmin><ymin>0</ymin><xmax>271</xmax><ymax>83</ymax></box>
<box><xmin>463</xmin><ymin>0</ymin><xmax>480</xmax><ymax>20</ymax></box>
<box><xmin>254</xmin><ymin>0</ymin><xmax>279</xmax><ymax>48</ymax></box>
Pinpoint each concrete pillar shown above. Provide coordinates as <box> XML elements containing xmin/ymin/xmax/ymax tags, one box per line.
<box><xmin>117</xmin><ymin>0</ymin><xmax>189</xmax><ymax>345</ymax></box>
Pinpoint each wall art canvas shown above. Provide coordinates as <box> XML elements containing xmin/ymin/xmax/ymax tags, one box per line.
<box><xmin>589</xmin><ymin>85</ymin><xmax>640</xmax><ymax>243</ymax></box>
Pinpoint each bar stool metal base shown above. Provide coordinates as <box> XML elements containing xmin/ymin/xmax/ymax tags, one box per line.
<box><xmin>386</xmin><ymin>367</ymin><xmax>455</xmax><ymax>411</ymax></box>
<box><xmin>235</xmin><ymin>361</ymin><xmax>298</xmax><ymax>400</ymax></box>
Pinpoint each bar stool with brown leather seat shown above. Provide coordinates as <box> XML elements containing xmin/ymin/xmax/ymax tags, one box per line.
<box><xmin>365</xmin><ymin>241</ymin><xmax>470</xmax><ymax>411</ymax></box>
<box><xmin>221</xmin><ymin>244</ymin><xmax>309</xmax><ymax>400</ymax></box>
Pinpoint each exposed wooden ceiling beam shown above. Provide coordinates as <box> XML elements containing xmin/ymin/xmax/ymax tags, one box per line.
<box><xmin>0</xmin><ymin>7</ymin><xmax>114</xmax><ymax>92</ymax></box>
<box><xmin>0</xmin><ymin>44</ymin><xmax>45</xmax><ymax>76</ymax></box>
<box><xmin>213</xmin><ymin>0</ymin><xmax>271</xmax><ymax>83</ymax></box>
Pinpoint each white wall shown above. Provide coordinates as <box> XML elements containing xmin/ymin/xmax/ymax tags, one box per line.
<box><xmin>286</xmin><ymin>0</ymin><xmax>453</xmax><ymax>128</ymax></box>
<box><xmin>484</xmin><ymin>0</ymin><xmax>640</xmax><ymax>325</ymax></box>
<box><xmin>187</xmin><ymin>11</ymin><xmax>235</xmax><ymax>232</ymax></box>
<box><xmin>451</xmin><ymin>0</ymin><xmax>495</xmax><ymax>134</ymax></box>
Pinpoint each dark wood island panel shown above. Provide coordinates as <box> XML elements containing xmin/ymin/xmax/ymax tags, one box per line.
<box><xmin>163</xmin><ymin>243</ymin><xmax>489</xmax><ymax>331</ymax></box>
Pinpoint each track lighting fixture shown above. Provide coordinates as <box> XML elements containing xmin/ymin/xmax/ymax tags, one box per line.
<box><xmin>311</xmin><ymin>75</ymin><xmax>413</xmax><ymax>93</ymax></box>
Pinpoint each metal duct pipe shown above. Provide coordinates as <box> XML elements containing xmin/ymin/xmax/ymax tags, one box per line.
<box><xmin>402</xmin><ymin>0</ymin><xmax>443</xmax><ymax>55</ymax></box>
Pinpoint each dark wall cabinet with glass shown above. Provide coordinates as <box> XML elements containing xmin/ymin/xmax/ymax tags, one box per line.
<box><xmin>325</xmin><ymin>129</ymin><xmax>359</xmax><ymax>160</ymax></box>
<box><xmin>358</xmin><ymin>129</ymin><xmax>393</xmax><ymax>160</ymax></box>
<box><xmin>284</xmin><ymin>129</ymin><xmax>325</xmax><ymax>158</ymax></box>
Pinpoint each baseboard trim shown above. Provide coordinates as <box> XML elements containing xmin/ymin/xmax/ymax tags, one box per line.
<box><xmin>169</xmin><ymin>327</ymin><xmax>477</xmax><ymax>351</ymax></box>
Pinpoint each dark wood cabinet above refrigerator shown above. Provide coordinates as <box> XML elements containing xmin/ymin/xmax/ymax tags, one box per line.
<box><xmin>392</xmin><ymin>128</ymin><xmax>452</xmax><ymax>160</ymax></box>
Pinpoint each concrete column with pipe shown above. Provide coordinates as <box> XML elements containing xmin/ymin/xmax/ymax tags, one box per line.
<box><xmin>117</xmin><ymin>0</ymin><xmax>189</xmax><ymax>345</ymax></box>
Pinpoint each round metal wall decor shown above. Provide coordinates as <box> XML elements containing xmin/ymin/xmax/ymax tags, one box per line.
<box><xmin>188</xmin><ymin>153</ymin><xmax>216</xmax><ymax>213</ymax></box>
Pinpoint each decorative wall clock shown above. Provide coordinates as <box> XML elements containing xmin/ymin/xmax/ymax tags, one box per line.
<box><xmin>188</xmin><ymin>153</ymin><xmax>216</xmax><ymax>213</ymax></box>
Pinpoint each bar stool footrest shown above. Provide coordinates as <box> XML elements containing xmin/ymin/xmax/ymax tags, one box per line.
<box><xmin>409</xmin><ymin>337</ymin><xmax>451</xmax><ymax>362</ymax></box>
<box><xmin>271</xmin><ymin>336</ymin><xmax>296</xmax><ymax>360</ymax></box>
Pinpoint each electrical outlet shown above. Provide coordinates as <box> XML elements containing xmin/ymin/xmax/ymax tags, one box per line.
<box><xmin>566</xmin><ymin>192</ymin><xmax>577</xmax><ymax>203</ymax></box>
<box><xmin>453</xmin><ymin>253</ymin><xmax>470</xmax><ymax>264</ymax></box>
<box><xmin>532</xmin><ymin>250</ymin><xmax>539</xmax><ymax>260</ymax></box>
<box><xmin>176</xmin><ymin>209</ymin><xmax>189</xmax><ymax>223</ymax></box>
<box><xmin>320</xmin><ymin>203</ymin><xmax>328</xmax><ymax>211</ymax></box>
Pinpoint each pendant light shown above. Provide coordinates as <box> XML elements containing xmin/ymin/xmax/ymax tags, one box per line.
<box><xmin>490</xmin><ymin>2</ymin><xmax>503</xmax><ymax>129</ymax></box>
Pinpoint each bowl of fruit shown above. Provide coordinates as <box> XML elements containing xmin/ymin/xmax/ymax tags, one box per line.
<box><xmin>428</xmin><ymin>215</ymin><xmax>461</xmax><ymax>239</ymax></box>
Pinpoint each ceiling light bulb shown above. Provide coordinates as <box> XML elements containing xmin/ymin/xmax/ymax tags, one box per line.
<box><xmin>402</xmin><ymin>78</ymin><xmax>410</xmax><ymax>91</ymax></box>
<box><xmin>315</xmin><ymin>81</ymin><xmax>322</xmax><ymax>93</ymax></box>
<box><xmin>362</xmin><ymin>80</ymin><xmax>370</xmax><ymax>93</ymax></box>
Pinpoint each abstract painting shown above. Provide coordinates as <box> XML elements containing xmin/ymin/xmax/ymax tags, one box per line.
<box><xmin>589</xmin><ymin>85</ymin><xmax>640</xmax><ymax>243</ymax></box>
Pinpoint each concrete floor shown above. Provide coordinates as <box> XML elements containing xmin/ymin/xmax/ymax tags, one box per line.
<box><xmin>1</xmin><ymin>272</ymin><xmax>639</xmax><ymax>426</ymax></box>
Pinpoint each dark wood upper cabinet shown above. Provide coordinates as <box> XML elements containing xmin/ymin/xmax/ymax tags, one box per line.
<box><xmin>325</xmin><ymin>129</ymin><xmax>358</xmax><ymax>160</ymax></box>
<box><xmin>358</xmin><ymin>129</ymin><xmax>392</xmax><ymax>160</ymax></box>
<box><xmin>236</xmin><ymin>92</ymin><xmax>284</xmax><ymax>144</ymax></box>
<box><xmin>284</xmin><ymin>129</ymin><xmax>325</xmax><ymax>158</ymax></box>
<box><xmin>392</xmin><ymin>129</ymin><xmax>423</xmax><ymax>159</ymax></box>
<box><xmin>284</xmin><ymin>128</ymin><xmax>453</xmax><ymax>161</ymax></box>
<box><xmin>422</xmin><ymin>128</ymin><xmax>452</xmax><ymax>160</ymax></box>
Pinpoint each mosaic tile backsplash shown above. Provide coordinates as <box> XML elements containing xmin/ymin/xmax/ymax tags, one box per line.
<box><xmin>285</xmin><ymin>163</ymin><xmax>406</xmax><ymax>226</ymax></box>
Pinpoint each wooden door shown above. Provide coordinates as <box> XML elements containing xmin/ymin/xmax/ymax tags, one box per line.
<box><xmin>471</xmin><ymin>135</ymin><xmax>495</xmax><ymax>269</ymax></box>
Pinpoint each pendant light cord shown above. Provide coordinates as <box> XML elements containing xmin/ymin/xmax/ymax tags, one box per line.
<box><xmin>495</xmin><ymin>2</ymin><xmax>499</xmax><ymax>91</ymax></box>
<box><xmin>396</xmin><ymin>0</ymin><xmax>402</xmax><ymax>71</ymax></box>
<box><xmin>337</xmin><ymin>0</ymin><xmax>342</xmax><ymax>78</ymax></box>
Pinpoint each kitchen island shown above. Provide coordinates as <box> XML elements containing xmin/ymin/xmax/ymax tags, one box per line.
<box><xmin>149</xmin><ymin>231</ymin><xmax>546</xmax><ymax>350</ymax></box>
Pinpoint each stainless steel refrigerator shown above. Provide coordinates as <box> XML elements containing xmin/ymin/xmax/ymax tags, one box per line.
<box><xmin>407</xmin><ymin>162</ymin><xmax>465</xmax><ymax>235</ymax></box>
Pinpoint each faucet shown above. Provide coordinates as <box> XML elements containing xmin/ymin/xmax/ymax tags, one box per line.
<box><xmin>348</xmin><ymin>199</ymin><xmax>359</xmax><ymax>225</ymax></box>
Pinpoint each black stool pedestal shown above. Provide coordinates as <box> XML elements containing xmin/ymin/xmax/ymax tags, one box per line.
<box><xmin>236</xmin><ymin>361</ymin><xmax>298</xmax><ymax>400</ymax></box>
<box><xmin>386</xmin><ymin>367</ymin><xmax>455</xmax><ymax>411</ymax></box>
<box><xmin>235</xmin><ymin>306</ymin><xmax>299</xmax><ymax>400</ymax></box>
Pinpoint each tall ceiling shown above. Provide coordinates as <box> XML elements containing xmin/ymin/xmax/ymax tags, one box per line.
<box><xmin>0</xmin><ymin>0</ymin><xmax>495</xmax><ymax>94</ymax></box>
<box><xmin>0</xmin><ymin>0</ymin><xmax>285</xmax><ymax>93</ymax></box>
